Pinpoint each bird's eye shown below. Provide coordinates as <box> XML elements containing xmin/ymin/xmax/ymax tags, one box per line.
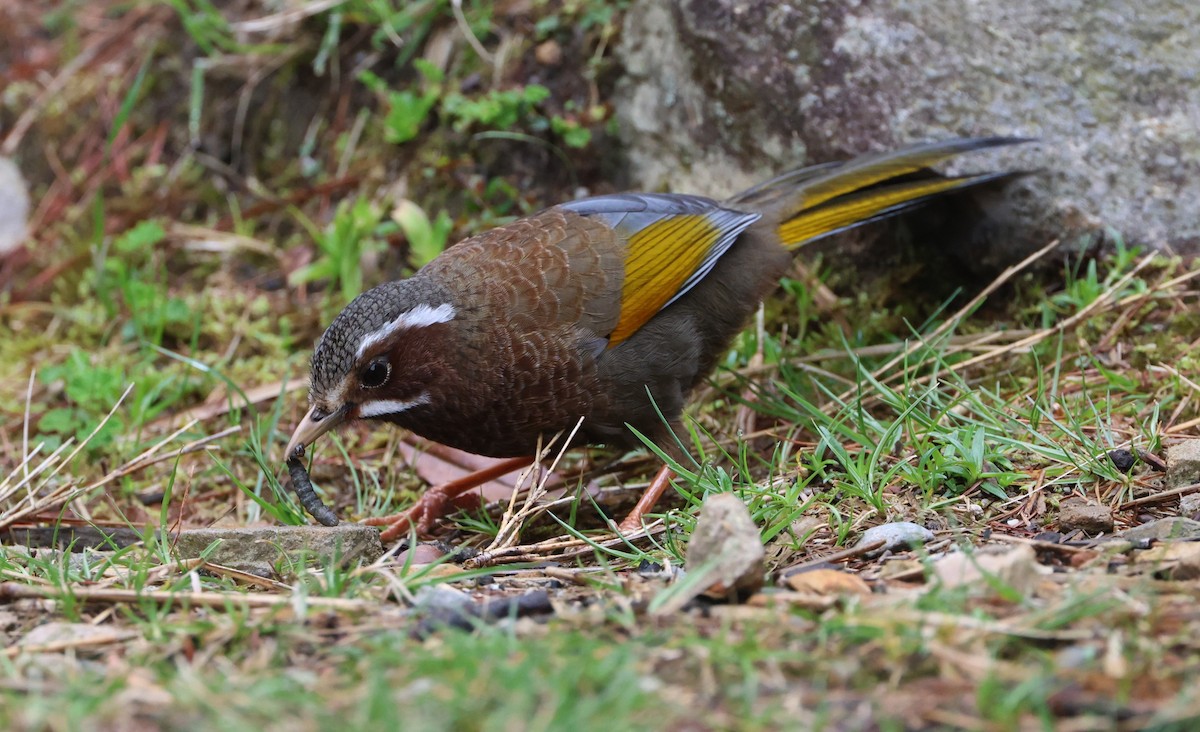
<box><xmin>361</xmin><ymin>359</ymin><xmax>390</xmax><ymax>389</ymax></box>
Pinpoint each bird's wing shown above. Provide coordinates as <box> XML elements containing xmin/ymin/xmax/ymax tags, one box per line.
<box><xmin>560</xmin><ymin>194</ymin><xmax>760</xmax><ymax>346</ymax></box>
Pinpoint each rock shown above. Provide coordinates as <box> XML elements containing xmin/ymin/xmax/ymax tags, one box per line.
<box><xmin>1180</xmin><ymin>493</ymin><xmax>1200</xmax><ymax>517</ymax></box>
<box><xmin>1115</xmin><ymin>517</ymin><xmax>1200</xmax><ymax>543</ymax></box>
<box><xmin>857</xmin><ymin>521</ymin><xmax>934</xmax><ymax>556</ymax></box>
<box><xmin>534</xmin><ymin>39</ymin><xmax>562</xmax><ymax>66</ymax></box>
<box><xmin>411</xmin><ymin>591</ymin><xmax>554</xmax><ymax>637</ymax></box>
<box><xmin>173</xmin><ymin>524</ymin><xmax>383</xmax><ymax>577</ymax></box>
<box><xmin>0</xmin><ymin>157</ymin><xmax>29</xmax><ymax>254</ymax></box>
<box><xmin>1166</xmin><ymin>441</ymin><xmax>1200</xmax><ymax>488</ymax></box>
<box><xmin>1134</xmin><ymin>541</ymin><xmax>1200</xmax><ymax>580</ymax></box>
<box><xmin>653</xmin><ymin>493</ymin><xmax>764</xmax><ymax>614</ymax></box>
<box><xmin>686</xmin><ymin>493</ymin><xmax>764</xmax><ymax>597</ymax></box>
<box><xmin>411</xmin><ymin>585</ymin><xmax>474</xmax><ymax>615</ymax></box>
<box><xmin>614</xmin><ymin>0</ymin><xmax>1200</xmax><ymax>267</ymax></box>
<box><xmin>1107</xmin><ymin>449</ymin><xmax>1136</xmax><ymax>473</ymax></box>
<box><xmin>66</xmin><ymin>549</ymin><xmax>116</xmax><ymax>576</ymax></box>
<box><xmin>1057</xmin><ymin>498</ymin><xmax>1114</xmax><ymax>534</ymax></box>
<box><xmin>932</xmin><ymin>544</ymin><xmax>1042</xmax><ymax>596</ymax></box>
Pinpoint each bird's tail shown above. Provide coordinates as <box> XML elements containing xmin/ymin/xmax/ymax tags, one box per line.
<box><xmin>729</xmin><ymin>137</ymin><xmax>1030</xmax><ymax>251</ymax></box>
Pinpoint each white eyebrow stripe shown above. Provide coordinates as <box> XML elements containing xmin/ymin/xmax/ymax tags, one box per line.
<box><xmin>355</xmin><ymin>303</ymin><xmax>456</xmax><ymax>359</ymax></box>
<box><xmin>358</xmin><ymin>394</ymin><xmax>431</xmax><ymax>418</ymax></box>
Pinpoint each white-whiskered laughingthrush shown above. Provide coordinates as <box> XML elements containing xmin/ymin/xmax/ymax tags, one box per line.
<box><xmin>286</xmin><ymin>137</ymin><xmax>1026</xmax><ymax>539</ymax></box>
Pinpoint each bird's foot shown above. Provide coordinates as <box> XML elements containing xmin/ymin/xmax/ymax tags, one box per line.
<box><xmin>364</xmin><ymin>485</ymin><xmax>464</xmax><ymax>541</ymax></box>
<box><xmin>614</xmin><ymin>463</ymin><xmax>676</xmax><ymax>535</ymax></box>
<box><xmin>364</xmin><ymin>456</ymin><xmax>533</xmax><ymax>542</ymax></box>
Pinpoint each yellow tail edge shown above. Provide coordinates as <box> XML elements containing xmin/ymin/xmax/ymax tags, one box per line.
<box><xmin>743</xmin><ymin>136</ymin><xmax>1031</xmax><ymax>250</ymax></box>
<box><xmin>778</xmin><ymin>171</ymin><xmax>1014</xmax><ymax>249</ymax></box>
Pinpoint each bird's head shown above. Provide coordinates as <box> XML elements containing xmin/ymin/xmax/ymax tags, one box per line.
<box><xmin>286</xmin><ymin>279</ymin><xmax>458</xmax><ymax>458</ymax></box>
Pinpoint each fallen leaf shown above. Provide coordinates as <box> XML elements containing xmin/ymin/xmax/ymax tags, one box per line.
<box><xmin>785</xmin><ymin>568</ymin><xmax>871</xmax><ymax>596</ymax></box>
<box><xmin>746</xmin><ymin>591</ymin><xmax>839</xmax><ymax>611</ymax></box>
<box><xmin>17</xmin><ymin>622</ymin><xmax>134</xmax><ymax>655</ymax></box>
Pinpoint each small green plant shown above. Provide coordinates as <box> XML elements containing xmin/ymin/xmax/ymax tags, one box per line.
<box><xmin>36</xmin><ymin>349</ymin><xmax>187</xmax><ymax>452</ymax></box>
<box><xmin>164</xmin><ymin>0</ymin><xmax>242</xmax><ymax>54</ymax></box>
<box><xmin>442</xmin><ymin>84</ymin><xmax>551</xmax><ymax>132</ymax></box>
<box><xmin>90</xmin><ymin>220</ymin><xmax>193</xmax><ymax>346</ymax></box>
<box><xmin>391</xmin><ymin>199</ymin><xmax>453</xmax><ymax>267</ymax></box>
<box><xmin>1041</xmin><ymin>233</ymin><xmax>1144</xmax><ymax>326</ymax></box>
<box><xmin>360</xmin><ymin>59</ymin><xmax>445</xmax><ymax>144</ymax></box>
<box><xmin>290</xmin><ymin>198</ymin><xmax>388</xmax><ymax>301</ymax></box>
<box><xmin>550</xmin><ymin>114</ymin><xmax>592</xmax><ymax>148</ymax></box>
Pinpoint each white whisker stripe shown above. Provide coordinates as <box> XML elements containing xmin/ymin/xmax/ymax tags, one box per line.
<box><xmin>356</xmin><ymin>303</ymin><xmax>456</xmax><ymax>359</ymax></box>
<box><xmin>358</xmin><ymin>394</ymin><xmax>431</xmax><ymax>418</ymax></box>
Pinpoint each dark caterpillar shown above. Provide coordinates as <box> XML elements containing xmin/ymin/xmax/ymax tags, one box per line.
<box><xmin>286</xmin><ymin>445</ymin><xmax>340</xmax><ymax>526</ymax></box>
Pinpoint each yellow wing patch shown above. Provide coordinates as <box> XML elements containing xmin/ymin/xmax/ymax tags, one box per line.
<box><xmin>609</xmin><ymin>214</ymin><xmax>720</xmax><ymax>346</ymax></box>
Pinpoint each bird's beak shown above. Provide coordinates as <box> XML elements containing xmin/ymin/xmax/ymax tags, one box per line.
<box><xmin>285</xmin><ymin>404</ymin><xmax>348</xmax><ymax>459</ymax></box>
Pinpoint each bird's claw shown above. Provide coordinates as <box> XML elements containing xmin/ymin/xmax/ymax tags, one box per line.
<box><xmin>366</xmin><ymin>485</ymin><xmax>452</xmax><ymax>542</ymax></box>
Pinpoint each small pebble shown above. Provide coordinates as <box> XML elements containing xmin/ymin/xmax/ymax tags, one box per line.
<box><xmin>1181</xmin><ymin>493</ymin><xmax>1200</xmax><ymax>517</ymax></box>
<box><xmin>394</xmin><ymin>543</ymin><xmax>450</xmax><ymax>565</ymax></box>
<box><xmin>535</xmin><ymin>39</ymin><xmax>562</xmax><ymax>66</ymax></box>
<box><xmin>1166</xmin><ymin>441</ymin><xmax>1200</xmax><ymax>488</ymax></box>
<box><xmin>856</xmin><ymin>522</ymin><xmax>934</xmax><ymax>557</ymax></box>
<box><xmin>1057</xmin><ymin>498</ymin><xmax>1114</xmax><ymax>534</ymax></box>
<box><xmin>412</xmin><ymin>585</ymin><xmax>473</xmax><ymax>615</ymax></box>
<box><xmin>1107</xmin><ymin>449</ymin><xmax>1136</xmax><ymax>473</ymax></box>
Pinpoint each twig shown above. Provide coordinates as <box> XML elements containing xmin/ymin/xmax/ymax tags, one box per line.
<box><xmin>944</xmin><ymin>252</ymin><xmax>1157</xmax><ymax>373</ymax></box>
<box><xmin>486</xmin><ymin>418</ymin><xmax>586</xmax><ymax>553</ymax></box>
<box><xmin>777</xmin><ymin>539</ymin><xmax>886</xmax><ymax>577</ymax></box>
<box><xmin>0</xmin><ymin>385</ymin><xmax>134</xmax><ymax>528</ymax></box>
<box><xmin>1157</xmin><ymin>363</ymin><xmax>1200</xmax><ymax>401</ymax></box>
<box><xmin>830</xmin><ymin>238</ymin><xmax>1061</xmax><ymax>409</ymax></box>
<box><xmin>990</xmin><ymin>533</ymin><xmax>1094</xmax><ymax>554</ymax></box>
<box><xmin>149</xmin><ymin>377</ymin><xmax>307</xmax><ymax>430</ymax></box>
<box><xmin>451</xmin><ymin>0</ymin><xmax>493</xmax><ymax>63</ymax></box>
<box><xmin>0</xmin><ymin>582</ymin><xmax>373</xmax><ymax>612</ymax></box>
<box><xmin>464</xmin><ymin>519</ymin><xmax>665</xmax><ymax>569</ymax></box>
<box><xmin>1117</xmin><ymin>481</ymin><xmax>1200</xmax><ymax>510</ymax></box>
<box><xmin>877</xmin><ymin>608</ymin><xmax>1097</xmax><ymax>641</ymax></box>
<box><xmin>4</xmin><ymin>628</ymin><xmax>139</xmax><ymax>659</ymax></box>
<box><xmin>22</xmin><ymin>370</ymin><xmax>34</xmax><ymax>480</ymax></box>
<box><xmin>231</xmin><ymin>0</ymin><xmax>348</xmax><ymax>34</ymax></box>
<box><xmin>0</xmin><ymin>8</ymin><xmax>157</xmax><ymax>156</ymax></box>
<box><xmin>2</xmin><ymin>398</ymin><xmax>239</xmax><ymax>530</ymax></box>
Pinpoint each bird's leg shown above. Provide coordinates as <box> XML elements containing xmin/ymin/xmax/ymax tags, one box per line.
<box><xmin>365</xmin><ymin>456</ymin><xmax>533</xmax><ymax>541</ymax></box>
<box><xmin>616</xmin><ymin>463</ymin><xmax>675</xmax><ymax>534</ymax></box>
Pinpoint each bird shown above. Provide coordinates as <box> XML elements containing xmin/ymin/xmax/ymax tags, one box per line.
<box><xmin>286</xmin><ymin>136</ymin><xmax>1026</xmax><ymax>540</ymax></box>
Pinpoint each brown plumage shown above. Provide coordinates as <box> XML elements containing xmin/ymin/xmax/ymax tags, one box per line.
<box><xmin>286</xmin><ymin>137</ymin><xmax>1026</xmax><ymax>533</ymax></box>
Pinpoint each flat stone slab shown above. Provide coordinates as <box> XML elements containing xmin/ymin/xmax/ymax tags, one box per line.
<box><xmin>1114</xmin><ymin>517</ymin><xmax>1200</xmax><ymax>543</ymax></box>
<box><xmin>174</xmin><ymin>525</ymin><xmax>383</xmax><ymax>576</ymax></box>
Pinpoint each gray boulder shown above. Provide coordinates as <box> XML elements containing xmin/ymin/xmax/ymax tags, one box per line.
<box><xmin>614</xmin><ymin>0</ymin><xmax>1200</xmax><ymax>265</ymax></box>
